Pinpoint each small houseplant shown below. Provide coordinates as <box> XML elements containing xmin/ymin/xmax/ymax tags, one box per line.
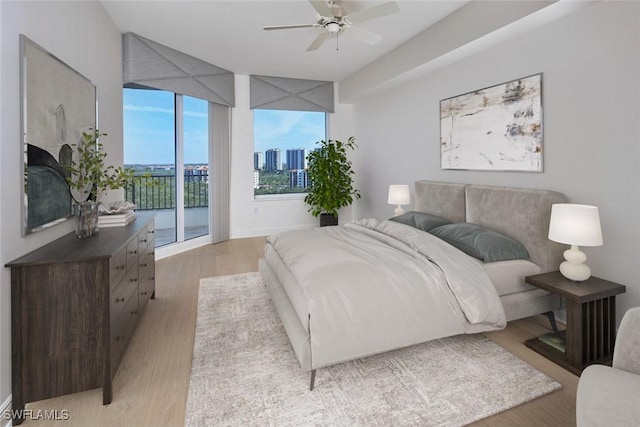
<box><xmin>304</xmin><ymin>137</ymin><xmax>361</xmax><ymax>226</ymax></box>
<box><xmin>65</xmin><ymin>129</ymin><xmax>134</xmax><ymax>238</ymax></box>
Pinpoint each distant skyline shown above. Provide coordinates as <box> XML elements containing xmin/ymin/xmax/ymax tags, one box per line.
<box><xmin>124</xmin><ymin>88</ymin><xmax>326</xmax><ymax>166</ymax></box>
<box><xmin>253</xmin><ymin>109</ymin><xmax>326</xmax><ymax>155</ymax></box>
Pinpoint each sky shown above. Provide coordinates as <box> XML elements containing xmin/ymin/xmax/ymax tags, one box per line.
<box><xmin>124</xmin><ymin>88</ymin><xmax>326</xmax><ymax>165</ymax></box>
<box><xmin>124</xmin><ymin>88</ymin><xmax>208</xmax><ymax>165</ymax></box>
<box><xmin>253</xmin><ymin>109</ymin><xmax>326</xmax><ymax>155</ymax></box>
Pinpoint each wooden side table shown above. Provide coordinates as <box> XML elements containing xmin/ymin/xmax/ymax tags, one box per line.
<box><xmin>524</xmin><ymin>271</ymin><xmax>626</xmax><ymax>375</ymax></box>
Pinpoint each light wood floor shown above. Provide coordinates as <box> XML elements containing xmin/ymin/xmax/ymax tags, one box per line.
<box><xmin>22</xmin><ymin>237</ymin><xmax>577</xmax><ymax>426</ymax></box>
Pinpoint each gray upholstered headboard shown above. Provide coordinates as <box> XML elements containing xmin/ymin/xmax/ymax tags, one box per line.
<box><xmin>414</xmin><ymin>181</ymin><xmax>466</xmax><ymax>223</ymax></box>
<box><xmin>413</xmin><ymin>181</ymin><xmax>566</xmax><ymax>273</ymax></box>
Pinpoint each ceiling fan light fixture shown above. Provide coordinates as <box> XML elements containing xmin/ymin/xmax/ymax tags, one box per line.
<box><xmin>325</xmin><ymin>21</ymin><xmax>341</xmax><ymax>34</ymax></box>
<box><xmin>267</xmin><ymin>0</ymin><xmax>400</xmax><ymax>51</ymax></box>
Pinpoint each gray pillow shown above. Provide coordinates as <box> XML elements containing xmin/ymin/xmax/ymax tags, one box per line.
<box><xmin>389</xmin><ymin>211</ymin><xmax>451</xmax><ymax>232</ymax></box>
<box><xmin>429</xmin><ymin>223</ymin><xmax>529</xmax><ymax>262</ymax></box>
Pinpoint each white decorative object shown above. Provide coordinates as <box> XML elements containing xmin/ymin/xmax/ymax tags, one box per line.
<box><xmin>99</xmin><ymin>200</ymin><xmax>136</xmax><ymax>215</ymax></box>
<box><xmin>388</xmin><ymin>185</ymin><xmax>410</xmax><ymax>216</ymax></box>
<box><xmin>548</xmin><ymin>204</ymin><xmax>603</xmax><ymax>281</ymax></box>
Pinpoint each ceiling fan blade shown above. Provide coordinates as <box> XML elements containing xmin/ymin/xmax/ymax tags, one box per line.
<box><xmin>307</xmin><ymin>33</ymin><xmax>331</xmax><ymax>51</ymax></box>
<box><xmin>309</xmin><ymin>0</ymin><xmax>333</xmax><ymax>18</ymax></box>
<box><xmin>345</xmin><ymin>1</ymin><xmax>400</xmax><ymax>24</ymax></box>
<box><xmin>348</xmin><ymin>26</ymin><xmax>383</xmax><ymax>46</ymax></box>
<box><xmin>263</xmin><ymin>24</ymin><xmax>318</xmax><ymax>31</ymax></box>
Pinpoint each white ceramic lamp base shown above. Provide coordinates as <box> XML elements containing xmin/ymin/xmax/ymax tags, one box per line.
<box><xmin>559</xmin><ymin>245</ymin><xmax>591</xmax><ymax>282</ymax></box>
<box><xmin>393</xmin><ymin>205</ymin><xmax>405</xmax><ymax>216</ymax></box>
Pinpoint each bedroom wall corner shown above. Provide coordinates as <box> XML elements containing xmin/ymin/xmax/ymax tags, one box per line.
<box><xmin>350</xmin><ymin>1</ymin><xmax>640</xmax><ymax>320</ymax></box>
<box><xmin>0</xmin><ymin>0</ymin><xmax>123</xmax><ymax>409</ymax></box>
<box><xmin>229</xmin><ymin>77</ymin><xmax>355</xmax><ymax>238</ymax></box>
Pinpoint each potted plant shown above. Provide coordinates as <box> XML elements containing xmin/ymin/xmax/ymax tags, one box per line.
<box><xmin>65</xmin><ymin>129</ymin><xmax>134</xmax><ymax>238</ymax></box>
<box><xmin>304</xmin><ymin>137</ymin><xmax>361</xmax><ymax>226</ymax></box>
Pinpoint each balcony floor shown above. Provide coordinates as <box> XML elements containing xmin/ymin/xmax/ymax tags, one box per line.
<box><xmin>155</xmin><ymin>225</ymin><xmax>209</xmax><ymax>247</ymax></box>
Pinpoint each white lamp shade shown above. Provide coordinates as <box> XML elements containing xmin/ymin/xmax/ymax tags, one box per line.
<box><xmin>548</xmin><ymin>204</ymin><xmax>603</xmax><ymax>247</ymax></box>
<box><xmin>388</xmin><ymin>185</ymin><xmax>411</xmax><ymax>205</ymax></box>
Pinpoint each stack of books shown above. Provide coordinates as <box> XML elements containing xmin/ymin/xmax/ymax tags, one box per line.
<box><xmin>538</xmin><ymin>332</ymin><xmax>566</xmax><ymax>353</ymax></box>
<box><xmin>98</xmin><ymin>211</ymin><xmax>136</xmax><ymax>228</ymax></box>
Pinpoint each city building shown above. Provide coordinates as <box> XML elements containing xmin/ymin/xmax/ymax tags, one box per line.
<box><xmin>286</xmin><ymin>148</ymin><xmax>307</xmax><ymax>171</ymax></box>
<box><xmin>289</xmin><ymin>170</ymin><xmax>309</xmax><ymax>189</ymax></box>
<box><xmin>254</xmin><ymin>152</ymin><xmax>264</xmax><ymax>170</ymax></box>
<box><xmin>265</xmin><ymin>148</ymin><xmax>282</xmax><ymax>171</ymax></box>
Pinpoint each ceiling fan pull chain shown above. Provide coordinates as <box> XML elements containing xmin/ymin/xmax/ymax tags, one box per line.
<box><xmin>336</xmin><ymin>31</ymin><xmax>339</xmax><ymax>51</ymax></box>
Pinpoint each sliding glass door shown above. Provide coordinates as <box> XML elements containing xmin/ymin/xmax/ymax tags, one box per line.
<box><xmin>124</xmin><ymin>88</ymin><xmax>210</xmax><ymax>247</ymax></box>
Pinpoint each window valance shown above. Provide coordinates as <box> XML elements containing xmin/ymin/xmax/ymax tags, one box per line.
<box><xmin>123</xmin><ymin>32</ymin><xmax>235</xmax><ymax>107</ymax></box>
<box><xmin>250</xmin><ymin>75</ymin><xmax>334</xmax><ymax>113</ymax></box>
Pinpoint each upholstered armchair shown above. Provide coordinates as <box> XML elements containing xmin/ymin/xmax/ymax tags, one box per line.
<box><xmin>576</xmin><ymin>307</ymin><xmax>640</xmax><ymax>426</ymax></box>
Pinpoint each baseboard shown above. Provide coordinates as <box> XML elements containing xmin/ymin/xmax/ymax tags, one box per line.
<box><xmin>1</xmin><ymin>394</ymin><xmax>11</xmax><ymax>427</ymax></box>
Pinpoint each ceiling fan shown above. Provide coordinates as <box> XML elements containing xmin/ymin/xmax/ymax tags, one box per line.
<box><xmin>263</xmin><ymin>0</ymin><xmax>400</xmax><ymax>51</ymax></box>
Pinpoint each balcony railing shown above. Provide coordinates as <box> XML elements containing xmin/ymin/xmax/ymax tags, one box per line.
<box><xmin>126</xmin><ymin>174</ymin><xmax>209</xmax><ymax>210</ymax></box>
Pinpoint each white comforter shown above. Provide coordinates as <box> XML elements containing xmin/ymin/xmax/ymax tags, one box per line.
<box><xmin>266</xmin><ymin>219</ymin><xmax>506</xmax><ymax>369</ymax></box>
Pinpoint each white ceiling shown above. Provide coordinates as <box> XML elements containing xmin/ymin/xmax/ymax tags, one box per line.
<box><xmin>101</xmin><ymin>0</ymin><xmax>469</xmax><ymax>82</ymax></box>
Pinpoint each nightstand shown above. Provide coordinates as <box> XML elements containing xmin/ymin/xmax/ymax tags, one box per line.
<box><xmin>524</xmin><ymin>271</ymin><xmax>626</xmax><ymax>376</ymax></box>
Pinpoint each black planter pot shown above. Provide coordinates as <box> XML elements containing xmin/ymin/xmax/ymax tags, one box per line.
<box><xmin>319</xmin><ymin>213</ymin><xmax>338</xmax><ymax>227</ymax></box>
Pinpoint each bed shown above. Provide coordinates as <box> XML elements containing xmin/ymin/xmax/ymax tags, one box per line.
<box><xmin>259</xmin><ymin>181</ymin><xmax>567</xmax><ymax>389</ymax></box>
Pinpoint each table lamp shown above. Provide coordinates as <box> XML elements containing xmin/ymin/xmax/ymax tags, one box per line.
<box><xmin>548</xmin><ymin>203</ymin><xmax>603</xmax><ymax>281</ymax></box>
<box><xmin>388</xmin><ymin>185</ymin><xmax>410</xmax><ymax>216</ymax></box>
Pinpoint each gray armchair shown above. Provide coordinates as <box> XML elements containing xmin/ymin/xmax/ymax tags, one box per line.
<box><xmin>576</xmin><ymin>307</ymin><xmax>640</xmax><ymax>426</ymax></box>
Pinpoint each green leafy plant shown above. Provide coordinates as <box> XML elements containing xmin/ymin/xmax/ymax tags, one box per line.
<box><xmin>65</xmin><ymin>129</ymin><xmax>134</xmax><ymax>204</ymax></box>
<box><xmin>304</xmin><ymin>137</ymin><xmax>361</xmax><ymax>218</ymax></box>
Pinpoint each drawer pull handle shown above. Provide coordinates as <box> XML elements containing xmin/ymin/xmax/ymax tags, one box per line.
<box><xmin>140</xmin><ymin>239</ymin><xmax>147</xmax><ymax>243</ymax></box>
<box><xmin>130</xmin><ymin>310</ymin><xmax>138</xmax><ymax>315</ymax></box>
<box><xmin>115</xmin><ymin>297</ymin><xmax>125</xmax><ymax>303</ymax></box>
<box><xmin>150</xmin><ymin>277</ymin><xmax>155</xmax><ymax>280</ymax></box>
<box><xmin>115</xmin><ymin>335</ymin><xmax>125</xmax><ymax>341</ymax></box>
<box><xmin>141</xmin><ymin>291</ymin><xmax>148</xmax><ymax>296</ymax></box>
<box><xmin>140</xmin><ymin>263</ymin><xmax>147</xmax><ymax>268</ymax></box>
<box><xmin>149</xmin><ymin>230</ymin><xmax>155</xmax><ymax>234</ymax></box>
<box><xmin>130</xmin><ymin>250</ymin><xmax>138</xmax><ymax>255</ymax></box>
<box><xmin>130</xmin><ymin>277</ymin><xmax>138</xmax><ymax>282</ymax></box>
<box><xmin>115</xmin><ymin>265</ymin><xmax>125</xmax><ymax>270</ymax></box>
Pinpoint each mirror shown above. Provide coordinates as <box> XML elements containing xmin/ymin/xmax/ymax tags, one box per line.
<box><xmin>20</xmin><ymin>35</ymin><xmax>96</xmax><ymax>235</ymax></box>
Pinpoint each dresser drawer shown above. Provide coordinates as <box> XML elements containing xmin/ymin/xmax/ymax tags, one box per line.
<box><xmin>110</xmin><ymin>248</ymin><xmax>127</xmax><ymax>286</ymax></box>
<box><xmin>146</xmin><ymin>222</ymin><xmax>155</xmax><ymax>247</ymax></box>
<box><xmin>110</xmin><ymin>291</ymin><xmax>139</xmax><ymax>376</ymax></box>
<box><xmin>138</xmin><ymin>228</ymin><xmax>149</xmax><ymax>251</ymax></box>
<box><xmin>126</xmin><ymin>239</ymin><xmax>139</xmax><ymax>272</ymax></box>
<box><xmin>139</xmin><ymin>260</ymin><xmax>155</xmax><ymax>314</ymax></box>
<box><xmin>138</xmin><ymin>243</ymin><xmax>153</xmax><ymax>272</ymax></box>
<box><xmin>110</xmin><ymin>267</ymin><xmax>138</xmax><ymax>321</ymax></box>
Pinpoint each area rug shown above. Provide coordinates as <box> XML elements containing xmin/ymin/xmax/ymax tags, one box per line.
<box><xmin>185</xmin><ymin>272</ymin><xmax>561</xmax><ymax>426</ymax></box>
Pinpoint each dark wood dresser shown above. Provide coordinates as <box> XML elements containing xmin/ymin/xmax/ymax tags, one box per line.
<box><xmin>6</xmin><ymin>213</ymin><xmax>155</xmax><ymax>425</ymax></box>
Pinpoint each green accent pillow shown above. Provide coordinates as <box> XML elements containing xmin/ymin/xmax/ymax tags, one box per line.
<box><xmin>389</xmin><ymin>211</ymin><xmax>451</xmax><ymax>232</ymax></box>
<box><xmin>429</xmin><ymin>223</ymin><xmax>529</xmax><ymax>262</ymax></box>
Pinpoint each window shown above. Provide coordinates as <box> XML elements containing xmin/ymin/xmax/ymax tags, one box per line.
<box><xmin>253</xmin><ymin>109</ymin><xmax>326</xmax><ymax>197</ymax></box>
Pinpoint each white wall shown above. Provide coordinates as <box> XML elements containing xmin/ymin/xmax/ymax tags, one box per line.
<box><xmin>0</xmin><ymin>0</ymin><xmax>122</xmax><ymax>409</ymax></box>
<box><xmin>351</xmin><ymin>1</ymin><xmax>640</xmax><ymax>318</ymax></box>
<box><xmin>230</xmin><ymin>75</ymin><xmax>355</xmax><ymax>238</ymax></box>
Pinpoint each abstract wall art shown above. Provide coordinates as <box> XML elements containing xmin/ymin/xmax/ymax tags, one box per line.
<box><xmin>440</xmin><ymin>73</ymin><xmax>543</xmax><ymax>172</ymax></box>
<box><xmin>20</xmin><ymin>35</ymin><xmax>96</xmax><ymax>235</ymax></box>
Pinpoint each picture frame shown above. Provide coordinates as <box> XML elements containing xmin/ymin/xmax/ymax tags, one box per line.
<box><xmin>20</xmin><ymin>35</ymin><xmax>97</xmax><ymax>235</ymax></box>
<box><xmin>440</xmin><ymin>73</ymin><xmax>543</xmax><ymax>172</ymax></box>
